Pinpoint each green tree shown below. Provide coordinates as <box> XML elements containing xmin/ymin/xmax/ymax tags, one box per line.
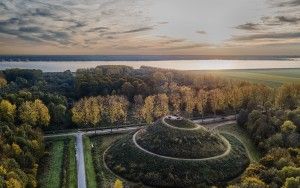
<box><xmin>283</xmin><ymin>177</ymin><xmax>300</xmax><ymax>188</ymax></box>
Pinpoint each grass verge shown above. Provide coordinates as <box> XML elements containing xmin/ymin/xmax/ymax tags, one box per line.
<box><xmin>83</xmin><ymin>135</ymin><xmax>97</xmax><ymax>188</ymax></box>
<box><xmin>216</xmin><ymin>123</ymin><xmax>262</xmax><ymax>162</ymax></box>
<box><xmin>89</xmin><ymin>133</ymin><xmax>132</xmax><ymax>187</ymax></box>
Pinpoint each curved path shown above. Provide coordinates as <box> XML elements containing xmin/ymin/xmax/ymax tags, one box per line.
<box><xmin>132</xmin><ymin>129</ymin><xmax>231</xmax><ymax>161</ymax></box>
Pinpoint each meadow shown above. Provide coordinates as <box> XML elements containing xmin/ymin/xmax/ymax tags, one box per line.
<box><xmin>189</xmin><ymin>68</ymin><xmax>300</xmax><ymax>87</ymax></box>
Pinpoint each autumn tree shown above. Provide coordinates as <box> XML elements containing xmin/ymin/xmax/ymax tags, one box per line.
<box><xmin>210</xmin><ymin>89</ymin><xmax>226</xmax><ymax>119</ymax></box>
<box><xmin>0</xmin><ymin>100</ymin><xmax>16</xmax><ymax>123</ymax></box>
<box><xmin>168</xmin><ymin>82</ymin><xmax>181</xmax><ymax>114</ymax></box>
<box><xmin>141</xmin><ymin>96</ymin><xmax>155</xmax><ymax>123</ymax></box>
<box><xmin>133</xmin><ymin>95</ymin><xmax>144</xmax><ymax>122</ymax></box>
<box><xmin>0</xmin><ymin>77</ymin><xmax>7</xmax><ymax>88</ymax></box>
<box><xmin>105</xmin><ymin>96</ymin><xmax>128</xmax><ymax>124</ymax></box>
<box><xmin>275</xmin><ymin>83</ymin><xmax>300</xmax><ymax>110</ymax></box>
<box><xmin>72</xmin><ymin>97</ymin><xmax>102</xmax><ymax>127</ymax></box>
<box><xmin>114</xmin><ymin>179</ymin><xmax>123</xmax><ymax>188</ymax></box>
<box><xmin>153</xmin><ymin>94</ymin><xmax>169</xmax><ymax>118</ymax></box>
<box><xmin>179</xmin><ymin>86</ymin><xmax>194</xmax><ymax>117</ymax></box>
<box><xmin>19</xmin><ymin>99</ymin><xmax>50</xmax><ymax>127</ymax></box>
<box><xmin>227</xmin><ymin>86</ymin><xmax>243</xmax><ymax>118</ymax></box>
<box><xmin>195</xmin><ymin>89</ymin><xmax>208</xmax><ymax>121</ymax></box>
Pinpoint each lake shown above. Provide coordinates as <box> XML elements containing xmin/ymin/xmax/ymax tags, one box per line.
<box><xmin>1</xmin><ymin>59</ymin><xmax>300</xmax><ymax>72</ymax></box>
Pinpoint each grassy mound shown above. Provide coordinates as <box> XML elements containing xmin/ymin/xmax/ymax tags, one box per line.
<box><xmin>104</xmin><ymin>133</ymin><xmax>250</xmax><ymax>187</ymax></box>
<box><xmin>136</xmin><ymin>119</ymin><xmax>227</xmax><ymax>158</ymax></box>
<box><xmin>165</xmin><ymin>118</ymin><xmax>197</xmax><ymax>128</ymax></box>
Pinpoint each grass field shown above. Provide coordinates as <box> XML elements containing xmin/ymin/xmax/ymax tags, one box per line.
<box><xmin>38</xmin><ymin>136</ymin><xmax>77</xmax><ymax>188</ymax></box>
<box><xmin>216</xmin><ymin>124</ymin><xmax>262</xmax><ymax>162</ymax></box>
<box><xmin>190</xmin><ymin>68</ymin><xmax>300</xmax><ymax>87</ymax></box>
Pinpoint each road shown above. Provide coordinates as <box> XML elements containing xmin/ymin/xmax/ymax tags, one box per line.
<box><xmin>76</xmin><ymin>132</ymin><xmax>86</xmax><ymax>188</ymax></box>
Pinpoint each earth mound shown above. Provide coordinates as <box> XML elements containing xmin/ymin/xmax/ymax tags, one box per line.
<box><xmin>136</xmin><ymin>116</ymin><xmax>228</xmax><ymax>159</ymax></box>
<box><xmin>104</xmin><ymin>116</ymin><xmax>250</xmax><ymax>187</ymax></box>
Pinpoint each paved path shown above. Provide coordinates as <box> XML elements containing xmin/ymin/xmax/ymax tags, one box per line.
<box><xmin>44</xmin><ymin>126</ymin><xmax>144</xmax><ymax>138</ymax></box>
<box><xmin>76</xmin><ymin>132</ymin><xmax>86</xmax><ymax>188</ymax></box>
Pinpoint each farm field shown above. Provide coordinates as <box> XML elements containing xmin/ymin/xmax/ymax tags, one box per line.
<box><xmin>216</xmin><ymin>124</ymin><xmax>262</xmax><ymax>162</ymax></box>
<box><xmin>37</xmin><ymin>136</ymin><xmax>77</xmax><ymax>188</ymax></box>
<box><xmin>189</xmin><ymin>68</ymin><xmax>300</xmax><ymax>87</ymax></box>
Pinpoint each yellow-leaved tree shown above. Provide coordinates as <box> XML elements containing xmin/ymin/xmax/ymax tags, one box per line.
<box><xmin>0</xmin><ymin>100</ymin><xmax>16</xmax><ymax>122</ymax></box>
<box><xmin>19</xmin><ymin>99</ymin><xmax>50</xmax><ymax>127</ymax></box>
<box><xmin>113</xmin><ymin>179</ymin><xmax>123</xmax><ymax>188</ymax></box>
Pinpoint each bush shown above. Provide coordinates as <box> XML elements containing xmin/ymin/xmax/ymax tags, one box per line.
<box><xmin>237</xmin><ymin>109</ymin><xmax>248</xmax><ymax>127</ymax></box>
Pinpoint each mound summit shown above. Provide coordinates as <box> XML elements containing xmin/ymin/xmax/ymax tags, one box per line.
<box><xmin>104</xmin><ymin>116</ymin><xmax>250</xmax><ymax>187</ymax></box>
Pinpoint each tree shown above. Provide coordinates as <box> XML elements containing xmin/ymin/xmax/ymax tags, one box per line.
<box><xmin>105</xmin><ymin>96</ymin><xmax>128</xmax><ymax>124</ymax></box>
<box><xmin>275</xmin><ymin>84</ymin><xmax>300</xmax><ymax>110</ymax></box>
<box><xmin>169</xmin><ymin>92</ymin><xmax>181</xmax><ymax>114</ymax></box>
<box><xmin>281</xmin><ymin>121</ymin><xmax>296</xmax><ymax>135</ymax></box>
<box><xmin>153</xmin><ymin>94</ymin><xmax>169</xmax><ymax>118</ymax></box>
<box><xmin>195</xmin><ymin>89</ymin><xmax>208</xmax><ymax>122</ymax></box>
<box><xmin>71</xmin><ymin>97</ymin><xmax>102</xmax><ymax>127</ymax></box>
<box><xmin>283</xmin><ymin>177</ymin><xmax>300</xmax><ymax>188</ymax></box>
<box><xmin>5</xmin><ymin>178</ymin><xmax>22</xmax><ymax>188</ymax></box>
<box><xmin>227</xmin><ymin>86</ymin><xmax>242</xmax><ymax>118</ymax></box>
<box><xmin>113</xmin><ymin>179</ymin><xmax>123</xmax><ymax>188</ymax></box>
<box><xmin>141</xmin><ymin>96</ymin><xmax>155</xmax><ymax>123</ymax></box>
<box><xmin>121</xmin><ymin>82</ymin><xmax>135</xmax><ymax>99</ymax></box>
<box><xmin>210</xmin><ymin>89</ymin><xmax>226</xmax><ymax>119</ymax></box>
<box><xmin>49</xmin><ymin>103</ymin><xmax>66</xmax><ymax>126</ymax></box>
<box><xmin>0</xmin><ymin>100</ymin><xmax>16</xmax><ymax>123</ymax></box>
<box><xmin>0</xmin><ymin>77</ymin><xmax>7</xmax><ymax>88</ymax></box>
<box><xmin>19</xmin><ymin>99</ymin><xmax>50</xmax><ymax>127</ymax></box>
<box><xmin>241</xmin><ymin>177</ymin><xmax>267</xmax><ymax>188</ymax></box>
<box><xmin>133</xmin><ymin>95</ymin><xmax>144</xmax><ymax>122</ymax></box>
<box><xmin>179</xmin><ymin>86</ymin><xmax>194</xmax><ymax>117</ymax></box>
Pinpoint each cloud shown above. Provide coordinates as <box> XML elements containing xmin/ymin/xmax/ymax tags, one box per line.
<box><xmin>87</xmin><ymin>27</ymin><xmax>109</xmax><ymax>33</ymax></box>
<box><xmin>276</xmin><ymin>16</ymin><xmax>300</xmax><ymax>24</ymax></box>
<box><xmin>160</xmin><ymin>43</ymin><xmax>208</xmax><ymax>50</ymax></box>
<box><xmin>235</xmin><ymin>23</ymin><xmax>260</xmax><ymax>30</ymax></box>
<box><xmin>196</xmin><ymin>30</ymin><xmax>206</xmax><ymax>34</ymax></box>
<box><xmin>233</xmin><ymin>32</ymin><xmax>300</xmax><ymax>41</ymax></box>
<box><xmin>122</xmin><ymin>27</ymin><xmax>154</xmax><ymax>33</ymax></box>
<box><xmin>277</xmin><ymin>0</ymin><xmax>300</xmax><ymax>7</ymax></box>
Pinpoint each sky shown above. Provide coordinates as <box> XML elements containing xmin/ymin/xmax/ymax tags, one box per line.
<box><xmin>0</xmin><ymin>0</ymin><xmax>299</xmax><ymax>55</ymax></box>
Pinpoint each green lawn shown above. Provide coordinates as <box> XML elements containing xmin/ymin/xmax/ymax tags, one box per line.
<box><xmin>83</xmin><ymin>136</ymin><xmax>97</xmax><ymax>188</ymax></box>
<box><xmin>189</xmin><ymin>68</ymin><xmax>300</xmax><ymax>87</ymax></box>
<box><xmin>216</xmin><ymin>124</ymin><xmax>262</xmax><ymax>162</ymax></box>
<box><xmin>38</xmin><ymin>136</ymin><xmax>77</xmax><ymax>188</ymax></box>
